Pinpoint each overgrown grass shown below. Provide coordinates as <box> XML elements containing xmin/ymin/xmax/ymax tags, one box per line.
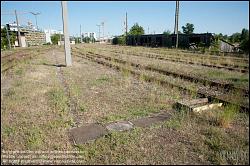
<box><xmin>121</xmin><ymin>67</ymin><xmax>131</xmax><ymax>77</ymax></box>
<box><xmin>91</xmin><ymin>75</ymin><xmax>111</xmax><ymax>86</ymax></box>
<box><xmin>47</xmin><ymin>88</ymin><xmax>69</xmax><ymax>112</ymax></box>
<box><xmin>163</xmin><ymin>110</ymin><xmax>187</xmax><ymax>130</ymax></box>
<box><xmin>202</xmin><ymin>126</ymin><xmax>248</xmax><ymax>165</ymax></box>
<box><xmin>2</xmin><ymin>125</ymin><xmax>16</xmax><ymax>137</ymax></box>
<box><xmin>74</xmin><ymin>128</ymin><xmax>143</xmax><ymax>164</ymax></box>
<box><xmin>215</xmin><ymin>104</ymin><xmax>239</xmax><ymax>128</ymax></box>
<box><xmin>99</xmin><ymin>105</ymin><xmax>162</xmax><ymax>124</ymax></box>
<box><xmin>26</xmin><ymin>126</ymin><xmax>45</xmax><ymax>150</ymax></box>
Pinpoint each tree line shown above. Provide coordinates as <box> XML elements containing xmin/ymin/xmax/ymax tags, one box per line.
<box><xmin>112</xmin><ymin>22</ymin><xmax>249</xmax><ymax>53</ymax></box>
<box><xmin>1</xmin><ymin>23</ymin><xmax>248</xmax><ymax>53</ymax></box>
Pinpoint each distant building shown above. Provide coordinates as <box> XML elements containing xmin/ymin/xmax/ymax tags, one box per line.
<box><xmin>44</xmin><ymin>29</ymin><xmax>63</xmax><ymax>44</ymax></box>
<box><xmin>82</xmin><ymin>32</ymin><xmax>96</xmax><ymax>41</ymax></box>
<box><xmin>58</xmin><ymin>36</ymin><xmax>75</xmax><ymax>45</ymax></box>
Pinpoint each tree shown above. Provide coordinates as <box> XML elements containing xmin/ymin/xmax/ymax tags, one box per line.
<box><xmin>228</xmin><ymin>32</ymin><xmax>241</xmax><ymax>43</ymax></box>
<box><xmin>112</xmin><ymin>35</ymin><xmax>126</xmax><ymax>45</ymax></box>
<box><xmin>223</xmin><ymin>34</ymin><xmax>228</xmax><ymax>41</ymax></box>
<box><xmin>1</xmin><ymin>27</ymin><xmax>16</xmax><ymax>49</ymax></box>
<box><xmin>239</xmin><ymin>28</ymin><xmax>249</xmax><ymax>53</ymax></box>
<box><xmin>182</xmin><ymin>23</ymin><xmax>194</xmax><ymax>34</ymax></box>
<box><xmin>83</xmin><ymin>36</ymin><xmax>90</xmax><ymax>43</ymax></box>
<box><xmin>163</xmin><ymin>30</ymin><xmax>171</xmax><ymax>35</ymax></box>
<box><xmin>51</xmin><ymin>34</ymin><xmax>61</xmax><ymax>45</ymax></box>
<box><xmin>241</xmin><ymin>28</ymin><xmax>249</xmax><ymax>41</ymax></box>
<box><xmin>75</xmin><ymin>37</ymin><xmax>81</xmax><ymax>44</ymax></box>
<box><xmin>129</xmin><ymin>23</ymin><xmax>145</xmax><ymax>35</ymax></box>
<box><xmin>163</xmin><ymin>30</ymin><xmax>171</xmax><ymax>36</ymax></box>
<box><xmin>240</xmin><ymin>38</ymin><xmax>249</xmax><ymax>53</ymax></box>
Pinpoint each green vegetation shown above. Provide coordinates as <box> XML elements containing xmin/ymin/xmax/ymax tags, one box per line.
<box><xmin>163</xmin><ymin>30</ymin><xmax>172</xmax><ymax>37</ymax></box>
<box><xmin>26</xmin><ymin>126</ymin><xmax>45</xmax><ymax>150</ymax></box>
<box><xmin>47</xmin><ymin>88</ymin><xmax>69</xmax><ymax>112</ymax></box>
<box><xmin>163</xmin><ymin>110</ymin><xmax>187</xmax><ymax>130</ymax></box>
<box><xmin>1</xmin><ymin>27</ymin><xmax>17</xmax><ymax>49</ymax></box>
<box><xmin>83</xmin><ymin>36</ymin><xmax>95</xmax><ymax>43</ymax></box>
<box><xmin>182</xmin><ymin>23</ymin><xmax>194</xmax><ymax>34</ymax></box>
<box><xmin>214</xmin><ymin>28</ymin><xmax>249</xmax><ymax>53</ymax></box>
<box><xmin>51</xmin><ymin>34</ymin><xmax>61</xmax><ymax>45</ymax></box>
<box><xmin>74</xmin><ymin>128</ymin><xmax>143</xmax><ymax>164</ymax></box>
<box><xmin>100</xmin><ymin>105</ymin><xmax>161</xmax><ymax>124</ymax></box>
<box><xmin>129</xmin><ymin>23</ymin><xmax>145</xmax><ymax>35</ymax></box>
<box><xmin>112</xmin><ymin>35</ymin><xmax>126</xmax><ymax>45</ymax></box>
<box><xmin>215</xmin><ymin>104</ymin><xmax>239</xmax><ymax>128</ymax></box>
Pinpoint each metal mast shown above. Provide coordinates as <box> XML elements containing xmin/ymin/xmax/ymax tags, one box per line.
<box><xmin>174</xmin><ymin>1</ymin><xmax>179</xmax><ymax>48</ymax></box>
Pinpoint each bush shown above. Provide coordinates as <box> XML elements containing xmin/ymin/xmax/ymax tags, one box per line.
<box><xmin>112</xmin><ymin>36</ymin><xmax>126</xmax><ymax>45</ymax></box>
<box><xmin>216</xmin><ymin>105</ymin><xmax>239</xmax><ymax>128</ymax></box>
<box><xmin>51</xmin><ymin>34</ymin><xmax>61</xmax><ymax>45</ymax></box>
<box><xmin>43</xmin><ymin>42</ymin><xmax>51</xmax><ymax>45</ymax></box>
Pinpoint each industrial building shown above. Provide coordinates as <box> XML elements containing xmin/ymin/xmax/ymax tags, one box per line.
<box><xmin>3</xmin><ymin>23</ymin><xmax>46</xmax><ymax>47</ymax></box>
<box><xmin>23</xmin><ymin>30</ymin><xmax>46</xmax><ymax>46</ymax></box>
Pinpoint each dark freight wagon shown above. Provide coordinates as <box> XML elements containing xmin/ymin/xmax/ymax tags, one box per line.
<box><xmin>125</xmin><ymin>33</ymin><xmax>214</xmax><ymax>48</ymax></box>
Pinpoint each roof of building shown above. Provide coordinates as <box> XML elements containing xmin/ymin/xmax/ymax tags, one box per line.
<box><xmin>219</xmin><ymin>39</ymin><xmax>235</xmax><ymax>47</ymax></box>
<box><xmin>127</xmin><ymin>33</ymin><xmax>214</xmax><ymax>37</ymax></box>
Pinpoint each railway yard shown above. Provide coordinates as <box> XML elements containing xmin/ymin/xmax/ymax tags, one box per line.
<box><xmin>1</xmin><ymin>44</ymin><xmax>249</xmax><ymax>164</ymax></box>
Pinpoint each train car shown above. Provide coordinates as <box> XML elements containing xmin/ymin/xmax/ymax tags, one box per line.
<box><xmin>126</xmin><ymin>33</ymin><xmax>214</xmax><ymax>48</ymax></box>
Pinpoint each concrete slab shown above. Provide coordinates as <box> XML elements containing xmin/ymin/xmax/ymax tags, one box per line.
<box><xmin>178</xmin><ymin>98</ymin><xmax>208</xmax><ymax>107</ymax></box>
<box><xmin>192</xmin><ymin>103</ymin><xmax>223</xmax><ymax>113</ymax></box>
<box><xmin>69</xmin><ymin>123</ymin><xmax>108</xmax><ymax>144</ymax></box>
<box><xmin>131</xmin><ymin>112</ymin><xmax>171</xmax><ymax>128</ymax></box>
<box><xmin>106</xmin><ymin>121</ymin><xmax>134</xmax><ymax>131</ymax></box>
<box><xmin>174</xmin><ymin>98</ymin><xmax>209</xmax><ymax>111</ymax></box>
<box><xmin>69</xmin><ymin>112</ymin><xmax>172</xmax><ymax>145</ymax></box>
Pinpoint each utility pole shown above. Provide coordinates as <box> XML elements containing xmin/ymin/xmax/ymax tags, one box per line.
<box><xmin>61</xmin><ymin>1</ymin><xmax>72</xmax><ymax>66</ymax></box>
<box><xmin>15</xmin><ymin>10</ymin><xmax>22</xmax><ymax>47</ymax></box>
<box><xmin>96</xmin><ymin>24</ymin><xmax>101</xmax><ymax>42</ymax></box>
<box><xmin>30</xmin><ymin>12</ymin><xmax>41</xmax><ymax>30</ymax></box>
<box><xmin>174</xmin><ymin>1</ymin><xmax>179</xmax><ymax>48</ymax></box>
<box><xmin>101</xmin><ymin>21</ymin><xmax>105</xmax><ymax>41</ymax></box>
<box><xmin>125</xmin><ymin>12</ymin><xmax>128</xmax><ymax>36</ymax></box>
<box><xmin>148</xmin><ymin>27</ymin><xmax>149</xmax><ymax>34</ymax></box>
<box><xmin>6</xmin><ymin>24</ymin><xmax>11</xmax><ymax>49</ymax></box>
<box><xmin>80</xmin><ymin>24</ymin><xmax>82</xmax><ymax>43</ymax></box>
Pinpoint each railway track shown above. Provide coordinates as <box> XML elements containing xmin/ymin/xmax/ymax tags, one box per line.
<box><xmin>96</xmin><ymin>45</ymin><xmax>249</xmax><ymax>63</ymax></box>
<box><xmin>74</xmin><ymin>47</ymin><xmax>248</xmax><ymax>97</ymax></box>
<box><xmin>72</xmin><ymin>48</ymin><xmax>249</xmax><ymax>112</ymax></box>
<box><xmin>155</xmin><ymin>49</ymin><xmax>249</xmax><ymax>63</ymax></box>
<box><xmin>99</xmin><ymin>48</ymin><xmax>248</xmax><ymax>73</ymax></box>
<box><xmin>1</xmin><ymin>47</ymin><xmax>53</xmax><ymax>74</ymax></box>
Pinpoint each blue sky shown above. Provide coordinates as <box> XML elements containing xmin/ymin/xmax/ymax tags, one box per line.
<box><xmin>1</xmin><ymin>1</ymin><xmax>249</xmax><ymax>36</ymax></box>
